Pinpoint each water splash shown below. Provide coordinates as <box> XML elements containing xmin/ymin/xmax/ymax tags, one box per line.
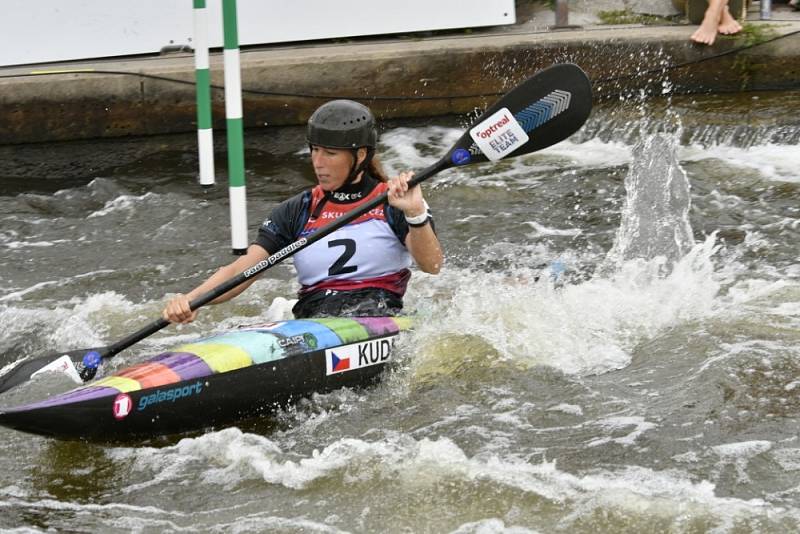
<box><xmin>405</xmin><ymin>234</ymin><xmax>721</xmax><ymax>378</ymax></box>
<box><xmin>602</xmin><ymin>133</ymin><xmax>694</xmax><ymax>275</ymax></box>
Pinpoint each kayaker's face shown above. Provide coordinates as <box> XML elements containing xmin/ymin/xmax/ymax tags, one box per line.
<box><xmin>310</xmin><ymin>146</ymin><xmax>366</xmax><ymax>191</ymax></box>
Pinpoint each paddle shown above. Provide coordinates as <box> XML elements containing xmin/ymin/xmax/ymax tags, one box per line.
<box><xmin>0</xmin><ymin>62</ymin><xmax>592</xmax><ymax>394</ymax></box>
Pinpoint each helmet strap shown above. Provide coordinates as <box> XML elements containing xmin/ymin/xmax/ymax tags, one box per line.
<box><xmin>310</xmin><ymin>147</ymin><xmax>376</xmax><ymax>220</ymax></box>
<box><xmin>343</xmin><ymin>147</ymin><xmax>374</xmax><ymax>187</ymax></box>
<box><xmin>309</xmin><ymin>145</ymin><xmax>374</xmax><ymax>187</ymax></box>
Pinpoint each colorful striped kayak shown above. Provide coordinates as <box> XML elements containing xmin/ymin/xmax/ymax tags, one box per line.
<box><xmin>0</xmin><ymin>316</ymin><xmax>411</xmax><ymax>441</ymax></box>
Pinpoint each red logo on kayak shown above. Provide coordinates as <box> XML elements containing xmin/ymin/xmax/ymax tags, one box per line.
<box><xmin>113</xmin><ymin>393</ymin><xmax>133</xmax><ymax>420</ymax></box>
<box><xmin>330</xmin><ymin>352</ymin><xmax>350</xmax><ymax>373</ymax></box>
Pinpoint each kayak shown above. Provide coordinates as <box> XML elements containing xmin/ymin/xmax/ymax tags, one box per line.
<box><xmin>0</xmin><ymin>316</ymin><xmax>411</xmax><ymax>441</ymax></box>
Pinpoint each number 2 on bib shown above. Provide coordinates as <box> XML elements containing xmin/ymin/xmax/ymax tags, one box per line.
<box><xmin>328</xmin><ymin>238</ymin><xmax>358</xmax><ymax>276</ymax></box>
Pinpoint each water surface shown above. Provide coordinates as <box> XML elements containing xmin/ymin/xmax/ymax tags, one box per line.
<box><xmin>1</xmin><ymin>91</ymin><xmax>799</xmax><ymax>532</ymax></box>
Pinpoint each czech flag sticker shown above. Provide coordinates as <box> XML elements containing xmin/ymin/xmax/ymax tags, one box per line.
<box><xmin>327</xmin><ymin>351</ymin><xmax>350</xmax><ymax>374</ymax></box>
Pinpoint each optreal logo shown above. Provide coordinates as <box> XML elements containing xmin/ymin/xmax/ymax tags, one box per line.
<box><xmin>469</xmin><ymin>107</ymin><xmax>530</xmax><ymax>162</ymax></box>
<box><xmin>475</xmin><ymin>113</ymin><xmax>511</xmax><ymax>139</ymax></box>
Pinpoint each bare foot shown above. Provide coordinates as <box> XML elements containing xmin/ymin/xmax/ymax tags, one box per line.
<box><xmin>718</xmin><ymin>7</ymin><xmax>743</xmax><ymax>35</ymax></box>
<box><xmin>691</xmin><ymin>15</ymin><xmax>720</xmax><ymax>45</ymax></box>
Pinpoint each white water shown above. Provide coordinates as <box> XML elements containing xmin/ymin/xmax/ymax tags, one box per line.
<box><xmin>1</xmin><ymin>106</ymin><xmax>800</xmax><ymax>532</ymax></box>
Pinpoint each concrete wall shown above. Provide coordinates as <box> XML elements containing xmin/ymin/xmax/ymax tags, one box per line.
<box><xmin>1</xmin><ymin>22</ymin><xmax>798</xmax><ymax>145</ymax></box>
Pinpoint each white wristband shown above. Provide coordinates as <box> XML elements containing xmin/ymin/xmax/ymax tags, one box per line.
<box><xmin>404</xmin><ymin>200</ymin><xmax>430</xmax><ymax>225</ymax></box>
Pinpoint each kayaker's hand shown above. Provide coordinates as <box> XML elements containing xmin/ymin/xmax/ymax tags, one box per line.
<box><xmin>387</xmin><ymin>171</ymin><xmax>426</xmax><ymax>219</ymax></box>
<box><xmin>162</xmin><ymin>293</ymin><xmax>198</xmax><ymax>324</ymax></box>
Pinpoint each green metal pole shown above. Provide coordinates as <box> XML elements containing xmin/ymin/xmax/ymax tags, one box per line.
<box><xmin>193</xmin><ymin>0</ymin><xmax>215</xmax><ymax>187</ymax></box>
<box><xmin>222</xmin><ymin>0</ymin><xmax>247</xmax><ymax>255</ymax></box>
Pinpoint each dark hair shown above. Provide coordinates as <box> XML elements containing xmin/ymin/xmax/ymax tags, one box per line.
<box><xmin>368</xmin><ymin>154</ymin><xmax>389</xmax><ymax>182</ymax></box>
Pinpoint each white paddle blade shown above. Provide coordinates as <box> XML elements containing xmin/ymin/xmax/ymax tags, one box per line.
<box><xmin>30</xmin><ymin>354</ymin><xmax>83</xmax><ymax>384</ymax></box>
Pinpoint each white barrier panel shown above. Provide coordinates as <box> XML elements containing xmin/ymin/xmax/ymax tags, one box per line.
<box><xmin>1</xmin><ymin>0</ymin><xmax>515</xmax><ymax>67</ymax></box>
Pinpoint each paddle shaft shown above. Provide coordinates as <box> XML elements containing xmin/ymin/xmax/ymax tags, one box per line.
<box><xmin>98</xmin><ymin>157</ymin><xmax>451</xmax><ymax>362</ymax></box>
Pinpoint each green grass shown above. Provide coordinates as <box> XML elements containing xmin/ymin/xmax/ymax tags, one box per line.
<box><xmin>597</xmin><ymin>9</ymin><xmax>681</xmax><ymax>25</ymax></box>
<box><xmin>734</xmin><ymin>22</ymin><xmax>780</xmax><ymax>46</ymax></box>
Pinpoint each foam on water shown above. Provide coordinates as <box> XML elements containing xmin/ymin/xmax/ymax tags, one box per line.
<box><xmin>379</xmin><ymin>126</ymin><xmax>462</xmax><ymax>171</ymax></box>
<box><xmin>52</xmin><ymin>291</ymin><xmax>142</xmax><ymax>347</ymax></box>
<box><xmin>712</xmin><ymin>440</ymin><xmax>774</xmax><ymax>459</ymax></box>
<box><xmin>682</xmin><ymin>143</ymin><xmax>800</xmax><ymax>183</ymax></box>
<box><xmin>199</xmin><ymin>515</ymin><xmax>346</xmax><ymax>534</ymax></box>
<box><xmin>537</xmin><ymin>138</ymin><xmax>633</xmax><ymax>169</ymax></box>
<box><xmin>16</xmin><ymin>177</ymin><xmax>127</xmax><ymax>217</ymax></box>
<box><xmin>547</xmin><ymin>403</ymin><xmax>583</xmax><ymax>416</ymax></box>
<box><xmin>87</xmin><ymin>191</ymin><xmax>159</xmax><ymax>219</ymax></box>
<box><xmin>0</xmin><ymin>494</ymin><xmax>180</xmax><ymax>518</ymax></box>
<box><xmin>119</xmin><ymin>428</ymin><xmax>557</xmax><ymax>494</ymax></box>
<box><xmin>0</xmin><ymin>269</ymin><xmax>115</xmax><ymax>302</ymax></box>
<box><xmin>407</xmin><ymin>234</ymin><xmax>723</xmax><ymax>377</ymax></box>
<box><xmin>772</xmin><ymin>448</ymin><xmax>800</xmax><ymax>472</ymax></box>
<box><xmin>111</xmin><ymin>426</ymin><xmax>794</xmax><ymax>530</ymax></box>
<box><xmin>0</xmin><ymin>291</ymin><xmax>120</xmax><ymax>356</ymax></box>
<box><xmin>3</xmin><ymin>239</ymin><xmax>70</xmax><ymax>249</ymax></box>
<box><xmin>450</xmin><ymin>519</ymin><xmax>538</xmax><ymax>534</ymax></box>
<box><xmin>522</xmin><ymin>221</ymin><xmax>582</xmax><ymax>237</ymax></box>
<box><xmin>586</xmin><ymin>416</ymin><xmax>658</xmax><ymax>448</ymax></box>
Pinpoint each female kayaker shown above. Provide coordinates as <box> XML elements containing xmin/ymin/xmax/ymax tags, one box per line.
<box><xmin>162</xmin><ymin>99</ymin><xmax>443</xmax><ymax>322</ymax></box>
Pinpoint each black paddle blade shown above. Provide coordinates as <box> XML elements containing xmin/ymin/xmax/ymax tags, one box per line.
<box><xmin>445</xmin><ymin>63</ymin><xmax>592</xmax><ymax>168</ymax></box>
<box><xmin>0</xmin><ymin>348</ymin><xmax>99</xmax><ymax>395</ymax></box>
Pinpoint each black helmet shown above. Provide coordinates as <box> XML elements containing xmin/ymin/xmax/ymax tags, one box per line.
<box><xmin>307</xmin><ymin>100</ymin><xmax>378</xmax><ymax>149</ymax></box>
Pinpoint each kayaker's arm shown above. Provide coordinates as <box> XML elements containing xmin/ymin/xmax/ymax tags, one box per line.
<box><xmin>387</xmin><ymin>171</ymin><xmax>443</xmax><ymax>274</ymax></box>
<box><xmin>162</xmin><ymin>244</ymin><xmax>269</xmax><ymax>324</ymax></box>
<box><xmin>406</xmin><ymin>223</ymin><xmax>443</xmax><ymax>274</ymax></box>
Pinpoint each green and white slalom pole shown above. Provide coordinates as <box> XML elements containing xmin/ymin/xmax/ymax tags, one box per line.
<box><xmin>193</xmin><ymin>0</ymin><xmax>215</xmax><ymax>187</ymax></box>
<box><xmin>222</xmin><ymin>0</ymin><xmax>248</xmax><ymax>254</ymax></box>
